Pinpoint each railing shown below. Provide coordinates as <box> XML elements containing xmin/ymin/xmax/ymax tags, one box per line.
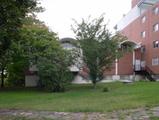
<box><xmin>145</xmin><ymin>66</ymin><xmax>156</xmax><ymax>75</ymax></box>
<box><xmin>134</xmin><ymin>65</ymin><xmax>156</xmax><ymax>81</ymax></box>
<box><xmin>143</xmin><ymin>66</ymin><xmax>156</xmax><ymax>81</ymax></box>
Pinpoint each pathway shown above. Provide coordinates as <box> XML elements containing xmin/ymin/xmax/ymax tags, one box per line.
<box><xmin>1</xmin><ymin>106</ymin><xmax>159</xmax><ymax>120</ymax></box>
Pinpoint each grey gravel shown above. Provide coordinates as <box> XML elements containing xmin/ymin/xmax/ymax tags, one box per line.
<box><xmin>1</xmin><ymin>106</ymin><xmax>159</xmax><ymax>120</ymax></box>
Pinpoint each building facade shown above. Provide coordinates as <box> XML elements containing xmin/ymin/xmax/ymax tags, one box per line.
<box><xmin>104</xmin><ymin>0</ymin><xmax>159</xmax><ymax>81</ymax></box>
<box><xmin>60</xmin><ymin>37</ymin><xmax>91</xmax><ymax>84</ymax></box>
<box><xmin>25</xmin><ymin>0</ymin><xmax>159</xmax><ymax>86</ymax></box>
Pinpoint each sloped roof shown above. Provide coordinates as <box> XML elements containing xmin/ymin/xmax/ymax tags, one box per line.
<box><xmin>60</xmin><ymin>37</ymin><xmax>76</xmax><ymax>43</ymax></box>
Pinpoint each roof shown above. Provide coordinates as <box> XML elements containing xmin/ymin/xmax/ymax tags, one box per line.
<box><xmin>60</xmin><ymin>37</ymin><xmax>76</xmax><ymax>43</ymax></box>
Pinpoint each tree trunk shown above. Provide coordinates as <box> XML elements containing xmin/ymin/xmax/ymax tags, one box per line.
<box><xmin>93</xmin><ymin>79</ymin><xmax>97</xmax><ymax>89</ymax></box>
<box><xmin>93</xmin><ymin>83</ymin><xmax>96</xmax><ymax>89</ymax></box>
<box><xmin>1</xmin><ymin>67</ymin><xmax>5</xmax><ymax>88</ymax></box>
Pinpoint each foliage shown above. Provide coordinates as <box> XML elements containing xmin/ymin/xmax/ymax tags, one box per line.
<box><xmin>102</xmin><ymin>87</ymin><xmax>109</xmax><ymax>92</ymax></box>
<box><xmin>0</xmin><ymin>0</ymin><xmax>40</xmax><ymax>57</ymax></box>
<box><xmin>72</xmin><ymin>15</ymin><xmax>125</xmax><ymax>88</ymax></box>
<box><xmin>20</xmin><ymin>24</ymin><xmax>73</xmax><ymax>92</ymax></box>
<box><xmin>5</xmin><ymin>19</ymin><xmax>44</xmax><ymax>87</ymax></box>
<box><xmin>7</xmin><ymin>56</ymin><xmax>28</xmax><ymax>87</ymax></box>
<box><xmin>37</xmin><ymin>50</ymin><xmax>73</xmax><ymax>92</ymax></box>
<box><xmin>0</xmin><ymin>49</ymin><xmax>10</xmax><ymax>87</ymax></box>
<box><xmin>0</xmin><ymin>0</ymin><xmax>40</xmax><ymax>87</ymax></box>
<box><xmin>0</xmin><ymin>0</ymin><xmax>71</xmax><ymax>91</ymax></box>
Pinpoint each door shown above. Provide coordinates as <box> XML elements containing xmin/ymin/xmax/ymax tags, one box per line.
<box><xmin>135</xmin><ymin>59</ymin><xmax>141</xmax><ymax>71</ymax></box>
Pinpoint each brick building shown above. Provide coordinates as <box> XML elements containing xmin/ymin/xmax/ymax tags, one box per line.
<box><xmin>104</xmin><ymin>0</ymin><xmax>159</xmax><ymax>81</ymax></box>
<box><xmin>25</xmin><ymin>0</ymin><xmax>159</xmax><ymax>86</ymax></box>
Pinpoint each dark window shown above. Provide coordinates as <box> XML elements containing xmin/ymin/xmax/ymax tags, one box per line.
<box><xmin>153</xmin><ymin>7</ymin><xmax>159</xmax><ymax>15</ymax></box>
<box><xmin>153</xmin><ymin>40</ymin><xmax>159</xmax><ymax>48</ymax></box>
<box><xmin>153</xmin><ymin>24</ymin><xmax>159</xmax><ymax>32</ymax></box>
<box><xmin>141</xmin><ymin>46</ymin><xmax>146</xmax><ymax>53</ymax></box>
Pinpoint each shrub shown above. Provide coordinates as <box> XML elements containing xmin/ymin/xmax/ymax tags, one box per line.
<box><xmin>37</xmin><ymin>50</ymin><xmax>74</xmax><ymax>92</ymax></box>
<box><xmin>102</xmin><ymin>87</ymin><xmax>109</xmax><ymax>92</ymax></box>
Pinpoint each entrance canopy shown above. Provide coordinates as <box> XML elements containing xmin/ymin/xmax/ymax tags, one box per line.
<box><xmin>119</xmin><ymin>40</ymin><xmax>141</xmax><ymax>49</ymax></box>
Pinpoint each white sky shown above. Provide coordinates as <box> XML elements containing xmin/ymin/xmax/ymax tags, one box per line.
<box><xmin>38</xmin><ymin>0</ymin><xmax>131</xmax><ymax>39</ymax></box>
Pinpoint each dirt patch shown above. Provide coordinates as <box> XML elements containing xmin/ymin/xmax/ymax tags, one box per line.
<box><xmin>1</xmin><ymin>107</ymin><xmax>159</xmax><ymax>120</ymax></box>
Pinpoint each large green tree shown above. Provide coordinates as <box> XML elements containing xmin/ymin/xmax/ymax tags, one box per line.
<box><xmin>0</xmin><ymin>0</ymin><xmax>40</xmax><ymax>87</ymax></box>
<box><xmin>22</xmin><ymin>24</ymin><xmax>73</xmax><ymax>92</ymax></box>
<box><xmin>72</xmin><ymin>16</ymin><xmax>125</xmax><ymax>88</ymax></box>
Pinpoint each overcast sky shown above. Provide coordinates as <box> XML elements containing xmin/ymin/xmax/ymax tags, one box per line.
<box><xmin>38</xmin><ymin>0</ymin><xmax>131</xmax><ymax>38</ymax></box>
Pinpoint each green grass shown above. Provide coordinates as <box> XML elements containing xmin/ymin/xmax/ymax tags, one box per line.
<box><xmin>150</xmin><ymin>116</ymin><xmax>159</xmax><ymax>120</ymax></box>
<box><xmin>0</xmin><ymin>81</ymin><xmax>159</xmax><ymax>112</ymax></box>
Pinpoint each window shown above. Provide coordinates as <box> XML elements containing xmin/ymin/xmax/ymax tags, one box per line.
<box><xmin>141</xmin><ymin>61</ymin><xmax>146</xmax><ymax>68</ymax></box>
<box><xmin>141</xmin><ymin>16</ymin><xmax>146</xmax><ymax>23</ymax></box>
<box><xmin>121</xmin><ymin>44</ymin><xmax>131</xmax><ymax>52</ymax></box>
<box><xmin>62</xmin><ymin>43</ymin><xmax>73</xmax><ymax>49</ymax></box>
<box><xmin>141</xmin><ymin>31</ymin><xmax>146</xmax><ymax>38</ymax></box>
<box><xmin>153</xmin><ymin>24</ymin><xmax>159</xmax><ymax>32</ymax></box>
<box><xmin>153</xmin><ymin>40</ymin><xmax>159</xmax><ymax>48</ymax></box>
<box><xmin>141</xmin><ymin>46</ymin><xmax>146</xmax><ymax>53</ymax></box>
<box><xmin>152</xmin><ymin>57</ymin><xmax>159</xmax><ymax>66</ymax></box>
<box><xmin>153</xmin><ymin>7</ymin><xmax>159</xmax><ymax>15</ymax></box>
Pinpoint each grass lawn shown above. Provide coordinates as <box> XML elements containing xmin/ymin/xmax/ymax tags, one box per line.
<box><xmin>150</xmin><ymin>116</ymin><xmax>159</xmax><ymax>120</ymax></box>
<box><xmin>0</xmin><ymin>81</ymin><xmax>159</xmax><ymax>112</ymax></box>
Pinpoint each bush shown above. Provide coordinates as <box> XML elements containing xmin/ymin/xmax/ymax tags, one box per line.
<box><xmin>37</xmin><ymin>50</ymin><xmax>74</xmax><ymax>92</ymax></box>
<box><xmin>102</xmin><ymin>87</ymin><xmax>109</xmax><ymax>92</ymax></box>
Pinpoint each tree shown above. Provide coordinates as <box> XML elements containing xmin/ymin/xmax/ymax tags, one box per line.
<box><xmin>72</xmin><ymin>15</ymin><xmax>125</xmax><ymax>88</ymax></box>
<box><xmin>6</xmin><ymin>14</ymin><xmax>45</xmax><ymax>87</ymax></box>
<box><xmin>6</xmin><ymin>41</ymin><xmax>29</xmax><ymax>87</ymax></box>
<box><xmin>37</xmin><ymin>49</ymin><xmax>73</xmax><ymax>92</ymax></box>
<box><xmin>19</xmin><ymin>23</ymin><xmax>73</xmax><ymax>92</ymax></box>
<box><xmin>0</xmin><ymin>0</ymin><xmax>41</xmax><ymax>87</ymax></box>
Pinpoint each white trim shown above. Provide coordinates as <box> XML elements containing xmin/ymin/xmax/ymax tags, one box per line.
<box><xmin>119</xmin><ymin>40</ymin><xmax>141</xmax><ymax>49</ymax></box>
<box><xmin>133</xmin><ymin>51</ymin><xmax>135</xmax><ymax>66</ymax></box>
<box><xmin>115</xmin><ymin>59</ymin><xmax>118</xmax><ymax>75</ymax></box>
